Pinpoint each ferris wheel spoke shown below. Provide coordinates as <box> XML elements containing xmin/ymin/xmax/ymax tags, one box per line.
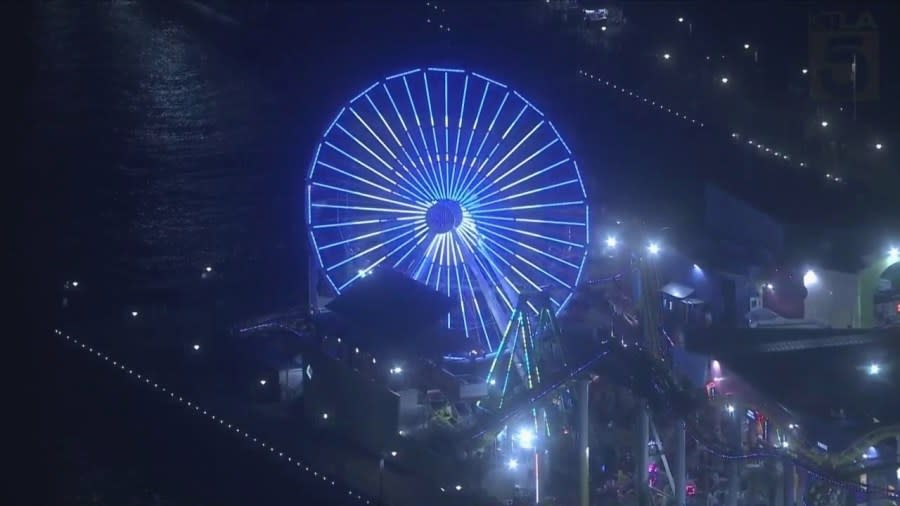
<box><xmin>314</xmin><ymin>160</ymin><xmax>395</xmax><ymax>195</ymax></box>
<box><xmin>312</xmin><ymin>182</ymin><xmax>428</xmax><ymax>211</ymax></box>
<box><xmin>382</xmin><ymin>83</ymin><xmax>443</xmax><ymax>200</ymax></box>
<box><xmin>465</xmin><ymin>138</ymin><xmax>561</xmax><ymax>205</ymax></box>
<box><xmin>458</xmin><ymin>247</ymin><xmax>493</xmax><ymax>351</ymax></box>
<box><xmin>450</xmin><ymin>75</ymin><xmax>469</xmax><ymax>193</ymax></box>
<box><xmin>392</xmin><ymin>229</ymin><xmax>430</xmax><ymax>269</ymax></box>
<box><xmin>422</xmin><ymin>73</ymin><xmax>445</xmax><ymax>196</ymax></box>
<box><xmin>326</xmin><ymin>224</ymin><xmax>423</xmax><ymax>273</ymax></box>
<box><xmin>478</xmin><ymin>157</ymin><xmax>570</xmax><ymax>202</ymax></box>
<box><xmin>325</xmin><ymin>141</ymin><xmax>396</xmax><ymax>186</ymax></box>
<box><xmin>476</xmin><ymin>220</ymin><xmax>584</xmax><ymax>249</ymax></box>
<box><xmin>312</xmin><ymin>216</ymin><xmax>419</xmax><ymax>230</ymax></box>
<box><xmin>469</xmin><ymin>178</ymin><xmax>579</xmax><ymax>211</ymax></box>
<box><xmin>454</xmin><ymin>91</ymin><xmax>510</xmax><ymax>201</ymax></box>
<box><xmin>455</xmin><ymin>82</ymin><xmax>490</xmax><ymax>198</ymax></box>
<box><xmin>332</xmin><ymin>123</ymin><xmax>426</xmax><ymax>204</ymax></box>
<box><xmin>477</xmin><ymin>225</ymin><xmax>579</xmax><ymax>269</ymax></box>
<box><xmin>403</xmin><ymin>76</ymin><xmax>443</xmax><ymax>199</ymax></box>
<box><xmin>346</xmin><ymin>106</ymin><xmax>433</xmax><ymax>203</ymax></box>
<box><xmin>337</xmin><ymin>225</ymin><xmax>429</xmax><ymax>291</ymax></box>
<box><xmin>442</xmin><ymin>73</ymin><xmax>451</xmax><ymax>183</ymax></box>
<box><xmin>480</xmin><ymin>233</ymin><xmax>572</xmax><ymax>290</ymax></box>
<box><xmin>463</xmin><ymin>119</ymin><xmax>545</xmax><ymax>200</ymax></box>
<box><xmin>470</xmin><ymin>200</ymin><xmax>584</xmax><ymax>214</ymax></box>
<box><xmin>318</xmin><ymin>220</ymin><xmax>422</xmax><ymax>251</ymax></box>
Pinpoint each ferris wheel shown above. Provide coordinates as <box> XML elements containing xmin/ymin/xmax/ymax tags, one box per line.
<box><xmin>306</xmin><ymin>67</ymin><xmax>589</xmax><ymax>354</ymax></box>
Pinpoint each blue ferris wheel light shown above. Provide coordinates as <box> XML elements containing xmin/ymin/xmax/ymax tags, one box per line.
<box><xmin>307</xmin><ymin>68</ymin><xmax>589</xmax><ymax>353</ymax></box>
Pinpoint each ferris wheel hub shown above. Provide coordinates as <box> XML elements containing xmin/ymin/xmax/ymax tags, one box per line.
<box><xmin>425</xmin><ymin>199</ymin><xmax>464</xmax><ymax>234</ymax></box>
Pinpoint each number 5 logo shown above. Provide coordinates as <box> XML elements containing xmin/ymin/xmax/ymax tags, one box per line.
<box><xmin>809</xmin><ymin>11</ymin><xmax>879</xmax><ymax>101</ymax></box>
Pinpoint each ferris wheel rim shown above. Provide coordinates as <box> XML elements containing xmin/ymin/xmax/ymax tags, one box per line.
<box><xmin>306</xmin><ymin>67</ymin><xmax>590</xmax><ymax>354</ymax></box>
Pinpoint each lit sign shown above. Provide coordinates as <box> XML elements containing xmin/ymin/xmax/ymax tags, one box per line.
<box><xmin>746</xmin><ymin>409</ymin><xmax>756</xmax><ymax>420</ymax></box>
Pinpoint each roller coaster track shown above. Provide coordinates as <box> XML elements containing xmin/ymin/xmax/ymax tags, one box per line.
<box><xmin>238</xmin><ymin>316</ymin><xmax>898</xmax><ymax>499</ymax></box>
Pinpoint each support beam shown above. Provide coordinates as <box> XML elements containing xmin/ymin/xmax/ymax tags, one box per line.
<box><xmin>636</xmin><ymin>401</ymin><xmax>650</xmax><ymax>506</ymax></box>
<box><xmin>578</xmin><ymin>379</ymin><xmax>590</xmax><ymax>506</ymax></box>
<box><xmin>783</xmin><ymin>458</ymin><xmax>795</xmax><ymax>506</ymax></box>
<box><xmin>674</xmin><ymin>419</ymin><xmax>686</xmax><ymax>506</ymax></box>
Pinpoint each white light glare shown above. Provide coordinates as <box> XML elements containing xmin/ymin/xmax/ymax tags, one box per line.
<box><xmin>516</xmin><ymin>428</ymin><xmax>536</xmax><ymax>449</ymax></box>
<box><xmin>259</xmin><ymin>379</ymin><xmax>267</xmax><ymax>386</ymax></box>
<box><xmin>821</xmin><ymin>120</ymin><xmax>829</xmax><ymax>127</ymax></box>
<box><xmin>390</xmin><ymin>450</ymin><xmax>398</xmax><ymax>457</ymax></box>
<box><xmin>605</xmin><ymin>236</ymin><xmax>618</xmax><ymax>248</ymax></box>
<box><xmin>455</xmin><ymin>485</ymin><xmax>462</xmax><ymax>491</ymax></box>
<box><xmin>72</xmin><ymin>281</ymin><xmax>79</xmax><ymax>287</ymax></box>
<box><xmin>193</xmin><ymin>344</ymin><xmax>200</xmax><ymax>351</ymax></box>
<box><xmin>720</xmin><ymin>77</ymin><xmax>729</xmax><ymax>84</ymax></box>
<box><xmin>867</xmin><ymin>363</ymin><xmax>881</xmax><ymax>376</ymax></box>
<box><xmin>888</xmin><ymin>246</ymin><xmax>899</xmax><ymax>260</ymax></box>
<box><xmin>803</xmin><ymin>270</ymin><xmax>818</xmax><ymax>287</ymax></box>
<box><xmin>507</xmin><ymin>458</ymin><xmax>519</xmax><ymax>470</ymax></box>
<box><xmin>205</xmin><ymin>266</ymin><xmax>212</xmax><ymax>272</ymax></box>
<box><xmin>647</xmin><ymin>242</ymin><xmax>661</xmax><ymax>256</ymax></box>
<box><xmin>766</xmin><ymin>283</ymin><xmax>774</xmax><ymax>291</ymax></box>
<box><xmin>726</xmin><ymin>404</ymin><xmax>735</xmax><ymax>414</ymax></box>
<box><xmin>782</xmin><ymin>440</ymin><xmax>790</xmax><ymax>449</ymax></box>
<box><xmin>677</xmin><ymin>17</ymin><xmax>684</xmax><ymax>23</ymax></box>
<box><xmin>802</xmin><ymin>68</ymin><xmax>808</xmax><ymax>74</ymax></box>
<box><xmin>322</xmin><ymin>412</ymin><xmax>329</xmax><ymax>419</ymax></box>
<box><xmin>131</xmin><ymin>311</ymin><xmax>139</xmax><ymax>317</ymax></box>
<box><xmin>390</xmin><ymin>366</ymin><xmax>403</xmax><ymax>375</ymax></box>
<box><xmin>743</xmin><ymin>43</ymin><xmax>750</xmax><ymax>49</ymax></box>
<box><xmin>663</xmin><ymin>53</ymin><xmax>671</xmax><ymax>60</ymax></box>
<box><xmin>875</xmin><ymin>143</ymin><xmax>883</xmax><ymax>150</ymax></box>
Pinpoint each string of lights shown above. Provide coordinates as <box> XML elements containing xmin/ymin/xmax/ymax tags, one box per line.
<box><xmin>52</xmin><ymin>329</ymin><xmax>375</xmax><ymax>505</ymax></box>
<box><xmin>576</xmin><ymin>69</ymin><xmax>850</xmax><ymax>186</ymax></box>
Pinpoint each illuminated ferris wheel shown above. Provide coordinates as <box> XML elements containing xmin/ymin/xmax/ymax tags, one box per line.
<box><xmin>306</xmin><ymin>67</ymin><xmax>589</xmax><ymax>354</ymax></box>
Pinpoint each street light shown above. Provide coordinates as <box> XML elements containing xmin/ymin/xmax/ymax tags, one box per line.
<box><xmin>517</xmin><ymin>427</ymin><xmax>536</xmax><ymax>449</ymax></box>
<box><xmin>507</xmin><ymin>458</ymin><xmax>519</xmax><ymax>470</ymax></box>
<box><xmin>868</xmin><ymin>363</ymin><xmax>881</xmax><ymax>376</ymax></box>
<box><xmin>889</xmin><ymin>246</ymin><xmax>899</xmax><ymax>261</ymax></box>
<box><xmin>605</xmin><ymin>236</ymin><xmax>618</xmax><ymax>248</ymax></box>
<box><xmin>647</xmin><ymin>242</ymin><xmax>661</xmax><ymax>256</ymax></box>
<box><xmin>803</xmin><ymin>270</ymin><xmax>818</xmax><ymax>288</ymax></box>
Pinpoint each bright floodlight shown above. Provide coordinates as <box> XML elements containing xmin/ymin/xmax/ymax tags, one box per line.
<box><xmin>888</xmin><ymin>246</ymin><xmax>899</xmax><ymax>260</ymax></box>
<box><xmin>677</xmin><ymin>17</ymin><xmax>684</xmax><ymax>23</ymax></box>
<box><xmin>205</xmin><ymin>266</ymin><xmax>212</xmax><ymax>272</ymax></box>
<box><xmin>131</xmin><ymin>311</ymin><xmax>139</xmax><ymax>317</ymax></box>
<box><xmin>322</xmin><ymin>412</ymin><xmax>329</xmax><ymax>419</ymax></box>
<box><xmin>663</xmin><ymin>53</ymin><xmax>671</xmax><ymax>60</ymax></box>
<box><xmin>601</xmin><ymin>25</ymin><xmax>607</xmax><ymax>31</ymax></box>
<box><xmin>259</xmin><ymin>379</ymin><xmax>267</xmax><ymax>386</ymax></box>
<box><xmin>390</xmin><ymin>450</ymin><xmax>398</xmax><ymax>457</ymax></box>
<box><xmin>647</xmin><ymin>242</ymin><xmax>661</xmax><ymax>256</ymax></box>
<box><xmin>868</xmin><ymin>363</ymin><xmax>881</xmax><ymax>376</ymax></box>
<box><xmin>802</xmin><ymin>68</ymin><xmax>808</xmax><ymax>74</ymax></box>
<box><xmin>726</xmin><ymin>404</ymin><xmax>735</xmax><ymax>414</ymax></box>
<box><xmin>875</xmin><ymin>143</ymin><xmax>883</xmax><ymax>150</ymax></box>
<box><xmin>605</xmin><ymin>236</ymin><xmax>618</xmax><ymax>248</ymax></box>
<box><xmin>517</xmin><ymin>427</ymin><xmax>536</xmax><ymax>449</ymax></box>
<box><xmin>821</xmin><ymin>120</ymin><xmax>829</xmax><ymax>127</ymax></box>
<box><xmin>193</xmin><ymin>344</ymin><xmax>200</xmax><ymax>351</ymax></box>
<box><xmin>803</xmin><ymin>269</ymin><xmax>818</xmax><ymax>287</ymax></box>
<box><xmin>743</xmin><ymin>43</ymin><xmax>750</xmax><ymax>49</ymax></box>
<box><xmin>455</xmin><ymin>485</ymin><xmax>462</xmax><ymax>491</ymax></box>
<box><xmin>766</xmin><ymin>283</ymin><xmax>774</xmax><ymax>290</ymax></box>
<box><xmin>390</xmin><ymin>366</ymin><xmax>403</xmax><ymax>375</ymax></box>
<box><xmin>720</xmin><ymin>77</ymin><xmax>729</xmax><ymax>84</ymax></box>
<box><xmin>72</xmin><ymin>281</ymin><xmax>79</xmax><ymax>287</ymax></box>
<box><xmin>507</xmin><ymin>458</ymin><xmax>519</xmax><ymax>470</ymax></box>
